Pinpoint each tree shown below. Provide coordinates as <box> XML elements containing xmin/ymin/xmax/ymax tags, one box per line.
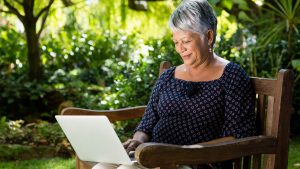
<box><xmin>0</xmin><ymin>0</ymin><xmax>73</xmax><ymax>80</ymax></box>
<box><xmin>0</xmin><ymin>0</ymin><xmax>169</xmax><ymax>80</ymax></box>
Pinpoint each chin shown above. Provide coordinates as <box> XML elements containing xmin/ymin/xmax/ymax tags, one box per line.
<box><xmin>183</xmin><ymin>60</ymin><xmax>195</xmax><ymax>66</ymax></box>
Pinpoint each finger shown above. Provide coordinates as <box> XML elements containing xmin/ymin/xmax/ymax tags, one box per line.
<box><xmin>131</xmin><ymin>142</ymin><xmax>140</xmax><ymax>148</ymax></box>
<box><xmin>132</xmin><ymin>140</ymin><xmax>142</xmax><ymax>147</ymax></box>
<box><xmin>122</xmin><ymin>139</ymin><xmax>132</xmax><ymax>147</ymax></box>
<box><xmin>126</xmin><ymin>143</ymin><xmax>137</xmax><ymax>153</ymax></box>
<box><xmin>126</xmin><ymin>146</ymin><xmax>134</xmax><ymax>153</ymax></box>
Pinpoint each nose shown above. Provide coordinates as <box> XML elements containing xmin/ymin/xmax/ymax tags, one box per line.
<box><xmin>176</xmin><ymin>43</ymin><xmax>186</xmax><ymax>54</ymax></box>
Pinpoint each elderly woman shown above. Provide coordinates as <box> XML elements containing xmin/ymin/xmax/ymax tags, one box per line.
<box><xmin>93</xmin><ymin>0</ymin><xmax>256</xmax><ymax>169</ymax></box>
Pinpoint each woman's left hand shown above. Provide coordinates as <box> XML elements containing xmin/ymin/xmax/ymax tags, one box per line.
<box><xmin>123</xmin><ymin>139</ymin><xmax>143</xmax><ymax>153</ymax></box>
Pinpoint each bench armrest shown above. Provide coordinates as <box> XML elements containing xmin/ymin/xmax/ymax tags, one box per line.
<box><xmin>135</xmin><ymin>136</ymin><xmax>277</xmax><ymax>168</ymax></box>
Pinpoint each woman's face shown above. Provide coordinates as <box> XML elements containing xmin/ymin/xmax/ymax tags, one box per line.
<box><xmin>172</xmin><ymin>30</ymin><xmax>210</xmax><ymax>68</ymax></box>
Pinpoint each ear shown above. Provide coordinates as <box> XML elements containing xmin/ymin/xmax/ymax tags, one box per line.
<box><xmin>206</xmin><ymin>30</ymin><xmax>214</xmax><ymax>46</ymax></box>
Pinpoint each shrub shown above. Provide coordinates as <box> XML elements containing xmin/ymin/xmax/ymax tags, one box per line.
<box><xmin>0</xmin><ymin>117</ymin><xmax>73</xmax><ymax>158</ymax></box>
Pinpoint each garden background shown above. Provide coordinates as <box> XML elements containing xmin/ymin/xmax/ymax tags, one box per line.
<box><xmin>0</xmin><ymin>0</ymin><xmax>299</xmax><ymax>168</ymax></box>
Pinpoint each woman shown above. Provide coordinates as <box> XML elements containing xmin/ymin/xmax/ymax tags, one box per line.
<box><xmin>94</xmin><ymin>0</ymin><xmax>256</xmax><ymax>168</ymax></box>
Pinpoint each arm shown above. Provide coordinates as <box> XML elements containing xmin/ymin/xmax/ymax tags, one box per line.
<box><xmin>123</xmin><ymin>69</ymin><xmax>170</xmax><ymax>153</ymax></box>
<box><xmin>222</xmin><ymin>64</ymin><xmax>256</xmax><ymax>138</ymax></box>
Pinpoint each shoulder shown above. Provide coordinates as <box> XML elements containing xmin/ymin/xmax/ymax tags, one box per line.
<box><xmin>159</xmin><ymin>66</ymin><xmax>175</xmax><ymax>79</ymax></box>
<box><xmin>212</xmin><ymin>56</ymin><xmax>248</xmax><ymax>82</ymax></box>
<box><xmin>151</xmin><ymin>66</ymin><xmax>175</xmax><ymax>93</ymax></box>
<box><xmin>224</xmin><ymin>62</ymin><xmax>249</xmax><ymax>79</ymax></box>
<box><xmin>221</xmin><ymin>62</ymin><xmax>251</xmax><ymax>88</ymax></box>
<box><xmin>155</xmin><ymin>66</ymin><xmax>175</xmax><ymax>85</ymax></box>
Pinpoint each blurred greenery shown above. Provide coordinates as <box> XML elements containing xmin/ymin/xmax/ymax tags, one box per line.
<box><xmin>0</xmin><ymin>0</ymin><xmax>299</xmax><ymax>149</ymax></box>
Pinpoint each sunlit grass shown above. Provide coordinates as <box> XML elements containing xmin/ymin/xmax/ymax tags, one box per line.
<box><xmin>0</xmin><ymin>157</ymin><xmax>75</xmax><ymax>169</ymax></box>
<box><xmin>289</xmin><ymin>136</ymin><xmax>300</xmax><ymax>169</ymax></box>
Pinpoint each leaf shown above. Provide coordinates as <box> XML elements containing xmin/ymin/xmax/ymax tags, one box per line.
<box><xmin>30</xmin><ymin>95</ymin><xmax>38</xmax><ymax>100</ymax></box>
<box><xmin>209</xmin><ymin>0</ymin><xmax>220</xmax><ymax>5</ymax></box>
<box><xmin>214</xmin><ymin>6</ymin><xmax>223</xmax><ymax>16</ymax></box>
<box><xmin>258</xmin><ymin>22</ymin><xmax>286</xmax><ymax>47</ymax></box>
<box><xmin>233</xmin><ymin>0</ymin><xmax>250</xmax><ymax>11</ymax></box>
<box><xmin>292</xmin><ymin>59</ymin><xmax>300</xmax><ymax>71</ymax></box>
<box><xmin>264</xmin><ymin>1</ymin><xmax>286</xmax><ymax>18</ymax></box>
<box><xmin>1</xmin><ymin>31</ymin><xmax>8</xmax><ymax>41</ymax></box>
<box><xmin>222</xmin><ymin>0</ymin><xmax>233</xmax><ymax>10</ymax></box>
<box><xmin>8</xmin><ymin>99</ymin><xmax>14</xmax><ymax>104</ymax></box>
<box><xmin>292</xmin><ymin>0</ymin><xmax>300</xmax><ymax>17</ymax></box>
<box><xmin>238</xmin><ymin>11</ymin><xmax>253</xmax><ymax>22</ymax></box>
<box><xmin>275</xmin><ymin>0</ymin><xmax>289</xmax><ymax>16</ymax></box>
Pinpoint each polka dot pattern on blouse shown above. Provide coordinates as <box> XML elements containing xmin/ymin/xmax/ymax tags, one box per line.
<box><xmin>135</xmin><ymin>62</ymin><xmax>256</xmax><ymax>145</ymax></box>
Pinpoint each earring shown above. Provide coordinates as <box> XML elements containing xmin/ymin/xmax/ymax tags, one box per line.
<box><xmin>209</xmin><ymin>45</ymin><xmax>212</xmax><ymax>53</ymax></box>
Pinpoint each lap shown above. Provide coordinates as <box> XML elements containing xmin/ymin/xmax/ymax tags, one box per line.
<box><xmin>91</xmin><ymin>162</ymin><xmax>147</xmax><ymax>169</ymax></box>
<box><xmin>91</xmin><ymin>162</ymin><xmax>193</xmax><ymax>169</ymax></box>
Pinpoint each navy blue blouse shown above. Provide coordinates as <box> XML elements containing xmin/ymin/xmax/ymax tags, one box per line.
<box><xmin>135</xmin><ymin>62</ymin><xmax>256</xmax><ymax>145</ymax></box>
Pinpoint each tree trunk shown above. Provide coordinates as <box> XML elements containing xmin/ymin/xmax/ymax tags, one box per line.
<box><xmin>23</xmin><ymin>0</ymin><xmax>42</xmax><ymax>80</ymax></box>
<box><xmin>24</xmin><ymin>22</ymin><xmax>42</xmax><ymax>80</ymax></box>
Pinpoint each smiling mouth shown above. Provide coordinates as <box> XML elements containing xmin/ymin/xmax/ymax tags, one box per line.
<box><xmin>182</xmin><ymin>54</ymin><xmax>191</xmax><ymax>59</ymax></box>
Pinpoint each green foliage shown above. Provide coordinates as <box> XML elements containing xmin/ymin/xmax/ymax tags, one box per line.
<box><xmin>0</xmin><ymin>144</ymin><xmax>33</xmax><ymax>161</ymax></box>
<box><xmin>0</xmin><ymin>119</ymin><xmax>65</xmax><ymax>146</ymax></box>
<box><xmin>0</xmin><ymin>23</ymin><xmax>181</xmax><ymax>122</ymax></box>
<box><xmin>288</xmin><ymin>136</ymin><xmax>300</xmax><ymax>169</ymax></box>
<box><xmin>0</xmin><ymin>116</ymin><xmax>8</xmax><ymax>140</ymax></box>
<box><xmin>0</xmin><ymin>73</ymin><xmax>53</xmax><ymax>120</ymax></box>
<box><xmin>0</xmin><ymin>0</ymin><xmax>300</xmax><ymax>136</ymax></box>
<box><xmin>0</xmin><ymin>118</ymin><xmax>73</xmax><ymax>160</ymax></box>
<box><xmin>0</xmin><ymin>26</ymin><xmax>27</xmax><ymax>72</ymax></box>
<box><xmin>261</xmin><ymin>0</ymin><xmax>300</xmax><ymax>45</ymax></box>
<box><xmin>97</xmin><ymin>34</ymin><xmax>180</xmax><ymax>110</ymax></box>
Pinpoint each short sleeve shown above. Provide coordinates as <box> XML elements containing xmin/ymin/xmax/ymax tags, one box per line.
<box><xmin>134</xmin><ymin>68</ymin><xmax>171</xmax><ymax>136</ymax></box>
<box><xmin>222</xmin><ymin>64</ymin><xmax>256</xmax><ymax>138</ymax></box>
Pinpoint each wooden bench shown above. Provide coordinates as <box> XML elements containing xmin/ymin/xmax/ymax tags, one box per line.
<box><xmin>61</xmin><ymin>61</ymin><xmax>294</xmax><ymax>169</ymax></box>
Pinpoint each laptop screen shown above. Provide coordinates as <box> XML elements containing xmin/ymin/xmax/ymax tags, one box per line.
<box><xmin>55</xmin><ymin>115</ymin><xmax>133</xmax><ymax>165</ymax></box>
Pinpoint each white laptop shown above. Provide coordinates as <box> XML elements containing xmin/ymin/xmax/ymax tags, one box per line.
<box><xmin>55</xmin><ymin>115</ymin><xmax>134</xmax><ymax>165</ymax></box>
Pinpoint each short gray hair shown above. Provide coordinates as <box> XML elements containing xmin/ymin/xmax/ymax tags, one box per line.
<box><xmin>169</xmin><ymin>0</ymin><xmax>217</xmax><ymax>46</ymax></box>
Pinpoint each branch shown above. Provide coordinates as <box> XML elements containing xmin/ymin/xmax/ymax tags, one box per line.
<box><xmin>0</xmin><ymin>8</ymin><xmax>13</xmax><ymax>14</ymax></box>
<box><xmin>3</xmin><ymin>0</ymin><xmax>25</xmax><ymax>22</ymax></box>
<box><xmin>15</xmin><ymin>0</ymin><xmax>23</xmax><ymax>6</ymax></box>
<box><xmin>62</xmin><ymin>0</ymin><xmax>74</xmax><ymax>7</ymax></box>
<box><xmin>37</xmin><ymin>8</ymin><xmax>50</xmax><ymax>38</ymax></box>
<box><xmin>35</xmin><ymin>0</ymin><xmax>54</xmax><ymax>21</ymax></box>
<box><xmin>53</xmin><ymin>0</ymin><xmax>84</xmax><ymax>10</ymax></box>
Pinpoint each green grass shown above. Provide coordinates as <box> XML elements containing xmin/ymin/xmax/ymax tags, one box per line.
<box><xmin>0</xmin><ymin>137</ymin><xmax>299</xmax><ymax>169</ymax></box>
<box><xmin>0</xmin><ymin>157</ymin><xmax>75</xmax><ymax>169</ymax></box>
<box><xmin>289</xmin><ymin>137</ymin><xmax>300</xmax><ymax>169</ymax></box>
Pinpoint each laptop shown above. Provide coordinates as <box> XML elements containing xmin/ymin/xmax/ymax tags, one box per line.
<box><xmin>55</xmin><ymin>115</ymin><xmax>134</xmax><ymax>165</ymax></box>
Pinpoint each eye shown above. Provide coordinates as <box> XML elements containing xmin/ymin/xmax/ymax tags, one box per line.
<box><xmin>183</xmin><ymin>40</ymin><xmax>191</xmax><ymax>44</ymax></box>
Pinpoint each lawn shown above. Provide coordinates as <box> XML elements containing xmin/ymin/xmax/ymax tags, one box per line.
<box><xmin>0</xmin><ymin>157</ymin><xmax>75</xmax><ymax>169</ymax></box>
<box><xmin>289</xmin><ymin>136</ymin><xmax>300</xmax><ymax>169</ymax></box>
<box><xmin>0</xmin><ymin>137</ymin><xmax>299</xmax><ymax>169</ymax></box>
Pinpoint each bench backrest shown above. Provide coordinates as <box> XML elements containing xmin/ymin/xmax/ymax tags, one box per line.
<box><xmin>159</xmin><ymin>61</ymin><xmax>294</xmax><ymax>169</ymax></box>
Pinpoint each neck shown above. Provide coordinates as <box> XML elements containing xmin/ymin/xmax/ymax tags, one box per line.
<box><xmin>185</xmin><ymin>53</ymin><xmax>215</xmax><ymax>74</ymax></box>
